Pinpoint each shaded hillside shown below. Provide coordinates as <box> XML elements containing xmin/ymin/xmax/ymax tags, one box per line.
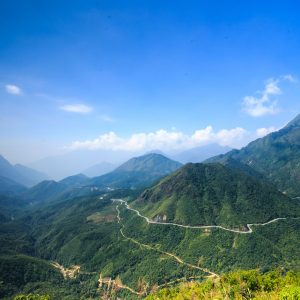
<box><xmin>0</xmin><ymin>155</ymin><xmax>48</xmax><ymax>187</ymax></box>
<box><xmin>21</xmin><ymin>180</ymin><xmax>68</xmax><ymax>203</ymax></box>
<box><xmin>59</xmin><ymin>173</ymin><xmax>89</xmax><ymax>187</ymax></box>
<box><xmin>0</xmin><ymin>176</ymin><xmax>27</xmax><ymax>196</ymax></box>
<box><xmin>0</xmin><ymin>196</ymin><xmax>28</xmax><ymax>223</ymax></box>
<box><xmin>134</xmin><ymin>163</ymin><xmax>300</xmax><ymax>227</ymax></box>
<box><xmin>21</xmin><ymin>174</ymin><xmax>99</xmax><ymax>204</ymax></box>
<box><xmin>207</xmin><ymin>114</ymin><xmax>300</xmax><ymax>197</ymax></box>
<box><xmin>90</xmin><ymin>153</ymin><xmax>182</xmax><ymax>189</ymax></box>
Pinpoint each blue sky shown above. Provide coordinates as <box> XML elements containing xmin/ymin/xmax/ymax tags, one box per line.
<box><xmin>1</xmin><ymin>0</ymin><xmax>300</xmax><ymax>164</ymax></box>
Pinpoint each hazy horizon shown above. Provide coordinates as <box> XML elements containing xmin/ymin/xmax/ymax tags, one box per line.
<box><xmin>1</xmin><ymin>1</ymin><xmax>300</xmax><ymax>167</ymax></box>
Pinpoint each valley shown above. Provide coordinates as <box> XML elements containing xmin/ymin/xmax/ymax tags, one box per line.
<box><xmin>1</xmin><ymin>116</ymin><xmax>300</xmax><ymax>299</ymax></box>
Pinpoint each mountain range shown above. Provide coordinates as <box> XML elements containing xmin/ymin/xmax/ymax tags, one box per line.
<box><xmin>16</xmin><ymin>153</ymin><xmax>181</xmax><ymax>204</ymax></box>
<box><xmin>89</xmin><ymin>153</ymin><xmax>182</xmax><ymax>189</ymax></box>
<box><xmin>1</xmin><ymin>115</ymin><xmax>300</xmax><ymax>299</ymax></box>
<box><xmin>134</xmin><ymin>162</ymin><xmax>300</xmax><ymax>227</ymax></box>
<box><xmin>0</xmin><ymin>155</ymin><xmax>49</xmax><ymax>187</ymax></box>
<box><xmin>207</xmin><ymin>114</ymin><xmax>300</xmax><ymax>197</ymax></box>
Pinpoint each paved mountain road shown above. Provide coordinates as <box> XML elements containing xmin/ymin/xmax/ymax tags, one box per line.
<box><xmin>112</xmin><ymin>198</ymin><xmax>299</xmax><ymax>234</ymax></box>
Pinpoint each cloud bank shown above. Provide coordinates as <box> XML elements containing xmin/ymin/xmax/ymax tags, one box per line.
<box><xmin>67</xmin><ymin>126</ymin><xmax>250</xmax><ymax>152</ymax></box>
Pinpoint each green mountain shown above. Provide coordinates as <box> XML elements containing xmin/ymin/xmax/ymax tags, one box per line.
<box><xmin>21</xmin><ymin>175</ymin><xmax>96</xmax><ymax>204</ymax></box>
<box><xmin>0</xmin><ymin>155</ymin><xmax>49</xmax><ymax>187</ymax></box>
<box><xmin>2</xmin><ymin>131</ymin><xmax>300</xmax><ymax>299</ymax></box>
<box><xmin>0</xmin><ymin>195</ymin><xmax>27</xmax><ymax>223</ymax></box>
<box><xmin>134</xmin><ymin>163</ymin><xmax>300</xmax><ymax>227</ymax></box>
<box><xmin>59</xmin><ymin>173</ymin><xmax>89</xmax><ymax>187</ymax></box>
<box><xmin>0</xmin><ymin>176</ymin><xmax>27</xmax><ymax>197</ymax></box>
<box><xmin>0</xmin><ymin>254</ymin><xmax>63</xmax><ymax>299</ymax></box>
<box><xmin>1</xmin><ymin>186</ymin><xmax>300</xmax><ymax>299</ymax></box>
<box><xmin>207</xmin><ymin>114</ymin><xmax>300</xmax><ymax>197</ymax></box>
<box><xmin>90</xmin><ymin>153</ymin><xmax>182</xmax><ymax>189</ymax></box>
<box><xmin>21</xmin><ymin>154</ymin><xmax>181</xmax><ymax>204</ymax></box>
<box><xmin>21</xmin><ymin>180</ymin><xmax>68</xmax><ymax>203</ymax></box>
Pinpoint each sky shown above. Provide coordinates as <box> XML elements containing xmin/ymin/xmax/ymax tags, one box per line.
<box><xmin>1</xmin><ymin>0</ymin><xmax>300</xmax><ymax>165</ymax></box>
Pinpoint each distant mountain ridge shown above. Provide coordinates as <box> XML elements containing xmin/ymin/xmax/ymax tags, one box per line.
<box><xmin>21</xmin><ymin>174</ymin><xmax>91</xmax><ymax>203</ymax></box>
<box><xmin>134</xmin><ymin>162</ymin><xmax>300</xmax><ymax>227</ymax></box>
<box><xmin>171</xmin><ymin>144</ymin><xmax>232</xmax><ymax>163</ymax></box>
<box><xmin>90</xmin><ymin>153</ymin><xmax>182</xmax><ymax>189</ymax></box>
<box><xmin>206</xmin><ymin>114</ymin><xmax>300</xmax><ymax>197</ymax></box>
<box><xmin>0</xmin><ymin>155</ymin><xmax>49</xmax><ymax>187</ymax></box>
<box><xmin>20</xmin><ymin>154</ymin><xmax>182</xmax><ymax>203</ymax></box>
<box><xmin>0</xmin><ymin>176</ymin><xmax>27</xmax><ymax>196</ymax></box>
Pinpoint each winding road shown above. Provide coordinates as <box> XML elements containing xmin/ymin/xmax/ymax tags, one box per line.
<box><xmin>115</xmin><ymin>202</ymin><xmax>219</xmax><ymax>278</ymax></box>
<box><xmin>108</xmin><ymin>197</ymin><xmax>299</xmax><ymax>296</ymax></box>
<box><xmin>112</xmin><ymin>198</ymin><xmax>299</xmax><ymax>234</ymax></box>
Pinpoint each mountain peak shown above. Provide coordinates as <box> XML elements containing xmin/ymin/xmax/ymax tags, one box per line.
<box><xmin>115</xmin><ymin>153</ymin><xmax>182</xmax><ymax>173</ymax></box>
<box><xmin>0</xmin><ymin>154</ymin><xmax>12</xmax><ymax>167</ymax></box>
<box><xmin>90</xmin><ymin>153</ymin><xmax>182</xmax><ymax>189</ymax></box>
<box><xmin>135</xmin><ymin>162</ymin><xmax>300</xmax><ymax>227</ymax></box>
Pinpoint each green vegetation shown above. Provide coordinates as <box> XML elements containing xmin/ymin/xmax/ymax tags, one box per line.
<box><xmin>0</xmin><ymin>255</ymin><xmax>62</xmax><ymax>299</ymax></box>
<box><xmin>0</xmin><ymin>176</ymin><xmax>27</xmax><ymax>196</ymax></box>
<box><xmin>146</xmin><ymin>269</ymin><xmax>300</xmax><ymax>300</ymax></box>
<box><xmin>14</xmin><ymin>294</ymin><xmax>50</xmax><ymax>300</ymax></box>
<box><xmin>120</xmin><ymin>202</ymin><xmax>300</xmax><ymax>274</ymax></box>
<box><xmin>134</xmin><ymin>163</ymin><xmax>300</xmax><ymax>227</ymax></box>
<box><xmin>207</xmin><ymin>113</ymin><xmax>300</xmax><ymax>197</ymax></box>
<box><xmin>1</xmin><ymin>134</ymin><xmax>300</xmax><ymax>299</ymax></box>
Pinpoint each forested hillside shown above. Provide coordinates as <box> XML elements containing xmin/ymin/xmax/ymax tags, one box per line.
<box><xmin>134</xmin><ymin>163</ymin><xmax>300</xmax><ymax>227</ymax></box>
<box><xmin>207</xmin><ymin>114</ymin><xmax>300</xmax><ymax>197</ymax></box>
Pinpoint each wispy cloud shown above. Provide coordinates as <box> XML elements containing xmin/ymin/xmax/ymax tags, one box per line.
<box><xmin>242</xmin><ymin>75</ymin><xmax>296</xmax><ymax>117</ymax></box>
<box><xmin>59</xmin><ymin>104</ymin><xmax>93</xmax><ymax>114</ymax></box>
<box><xmin>5</xmin><ymin>84</ymin><xmax>22</xmax><ymax>95</ymax></box>
<box><xmin>66</xmin><ymin>126</ymin><xmax>248</xmax><ymax>152</ymax></box>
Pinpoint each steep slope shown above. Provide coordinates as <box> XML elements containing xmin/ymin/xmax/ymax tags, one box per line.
<box><xmin>21</xmin><ymin>174</ymin><xmax>100</xmax><ymax>204</ymax></box>
<box><xmin>90</xmin><ymin>153</ymin><xmax>182</xmax><ymax>189</ymax></box>
<box><xmin>21</xmin><ymin>180</ymin><xmax>68</xmax><ymax>203</ymax></box>
<box><xmin>0</xmin><ymin>195</ymin><xmax>27</xmax><ymax>223</ymax></box>
<box><xmin>206</xmin><ymin>114</ymin><xmax>300</xmax><ymax>197</ymax></box>
<box><xmin>59</xmin><ymin>173</ymin><xmax>89</xmax><ymax>187</ymax></box>
<box><xmin>0</xmin><ymin>176</ymin><xmax>27</xmax><ymax>196</ymax></box>
<box><xmin>0</xmin><ymin>155</ymin><xmax>48</xmax><ymax>187</ymax></box>
<box><xmin>134</xmin><ymin>163</ymin><xmax>300</xmax><ymax>227</ymax></box>
<box><xmin>14</xmin><ymin>164</ymin><xmax>49</xmax><ymax>186</ymax></box>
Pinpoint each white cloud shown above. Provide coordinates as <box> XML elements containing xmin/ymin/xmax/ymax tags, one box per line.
<box><xmin>5</xmin><ymin>84</ymin><xmax>22</xmax><ymax>95</ymax></box>
<box><xmin>242</xmin><ymin>75</ymin><xmax>295</xmax><ymax>117</ymax></box>
<box><xmin>59</xmin><ymin>104</ymin><xmax>93</xmax><ymax>114</ymax></box>
<box><xmin>256</xmin><ymin>127</ymin><xmax>277</xmax><ymax>138</ymax></box>
<box><xmin>67</xmin><ymin>126</ymin><xmax>248</xmax><ymax>152</ymax></box>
